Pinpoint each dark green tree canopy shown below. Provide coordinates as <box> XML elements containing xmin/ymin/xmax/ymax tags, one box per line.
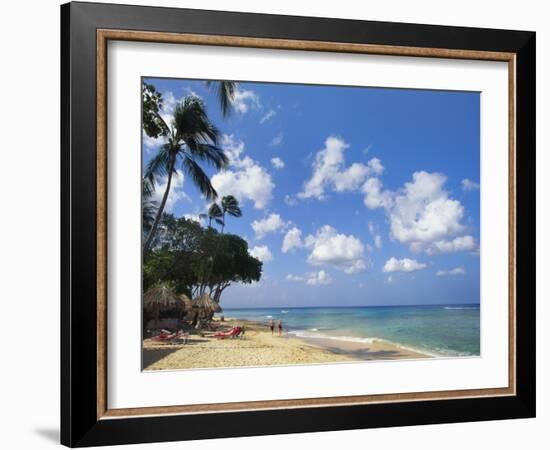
<box><xmin>142</xmin><ymin>82</ymin><xmax>168</xmax><ymax>139</ymax></box>
<box><xmin>143</xmin><ymin>216</ymin><xmax>262</xmax><ymax>303</ymax></box>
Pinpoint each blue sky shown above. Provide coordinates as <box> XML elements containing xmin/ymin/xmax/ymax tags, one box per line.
<box><xmin>143</xmin><ymin>77</ymin><xmax>480</xmax><ymax>308</ymax></box>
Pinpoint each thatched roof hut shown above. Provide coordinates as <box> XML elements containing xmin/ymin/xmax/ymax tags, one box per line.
<box><xmin>143</xmin><ymin>284</ymin><xmax>187</xmax><ymax>320</ymax></box>
<box><xmin>179</xmin><ymin>293</ymin><xmax>194</xmax><ymax>311</ymax></box>
<box><xmin>193</xmin><ymin>293</ymin><xmax>219</xmax><ymax>313</ymax></box>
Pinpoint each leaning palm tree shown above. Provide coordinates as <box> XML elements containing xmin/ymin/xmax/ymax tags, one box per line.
<box><xmin>143</xmin><ymin>96</ymin><xmax>228</xmax><ymax>254</ymax></box>
<box><xmin>200</xmin><ymin>203</ymin><xmax>224</xmax><ymax>229</ymax></box>
<box><xmin>220</xmin><ymin>195</ymin><xmax>242</xmax><ymax>233</ymax></box>
<box><xmin>142</xmin><ymin>199</ymin><xmax>159</xmax><ymax>234</ymax></box>
<box><xmin>142</xmin><ymin>178</ymin><xmax>159</xmax><ymax>237</ymax></box>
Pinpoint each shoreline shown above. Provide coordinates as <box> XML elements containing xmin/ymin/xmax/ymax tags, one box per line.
<box><xmin>143</xmin><ymin>317</ymin><xmax>431</xmax><ymax>371</ymax></box>
<box><xmin>233</xmin><ymin>317</ymin><xmax>434</xmax><ymax>360</ymax></box>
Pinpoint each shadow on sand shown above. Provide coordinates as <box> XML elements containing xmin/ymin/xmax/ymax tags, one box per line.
<box><xmin>142</xmin><ymin>338</ymin><xmax>208</xmax><ymax>369</ymax></box>
<box><xmin>142</xmin><ymin>346</ymin><xmax>181</xmax><ymax>369</ymax></box>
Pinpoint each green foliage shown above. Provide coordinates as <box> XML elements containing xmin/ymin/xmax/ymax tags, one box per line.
<box><xmin>143</xmin><ymin>250</ymin><xmax>198</xmax><ymax>298</ymax></box>
<box><xmin>156</xmin><ymin>214</ymin><xmax>204</xmax><ymax>252</ymax></box>
<box><xmin>210</xmin><ymin>233</ymin><xmax>262</xmax><ymax>286</ymax></box>
<box><xmin>143</xmin><ymin>216</ymin><xmax>262</xmax><ymax>304</ymax></box>
<box><xmin>142</xmin><ymin>82</ymin><xmax>169</xmax><ymax>139</ymax></box>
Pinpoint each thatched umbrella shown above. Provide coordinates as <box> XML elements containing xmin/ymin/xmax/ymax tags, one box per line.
<box><xmin>179</xmin><ymin>293</ymin><xmax>194</xmax><ymax>311</ymax></box>
<box><xmin>143</xmin><ymin>284</ymin><xmax>187</xmax><ymax>320</ymax></box>
<box><xmin>192</xmin><ymin>293</ymin><xmax>218</xmax><ymax>313</ymax></box>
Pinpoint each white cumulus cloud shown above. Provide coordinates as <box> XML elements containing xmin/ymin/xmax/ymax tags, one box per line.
<box><xmin>362</xmin><ymin>177</ymin><xmax>393</xmax><ymax>209</ymax></box>
<box><xmin>286</xmin><ymin>274</ymin><xmax>304</xmax><ymax>282</ymax></box>
<box><xmin>219</xmin><ymin>134</ymin><xmax>247</xmax><ymax>167</ymax></box>
<box><xmin>383</xmin><ymin>257</ymin><xmax>427</xmax><ymax>273</ymax></box>
<box><xmin>251</xmin><ymin>213</ymin><xmax>288</xmax><ymax>239</ymax></box>
<box><xmin>304</xmin><ymin>225</ymin><xmax>367</xmax><ymax>274</ymax></box>
<box><xmin>437</xmin><ymin>267</ymin><xmax>466</xmax><ymax>276</ymax></box>
<box><xmin>211</xmin><ymin>135</ymin><xmax>274</xmax><ymax>210</ymax></box>
<box><xmin>462</xmin><ymin>178</ymin><xmax>480</xmax><ymax>191</ymax></box>
<box><xmin>426</xmin><ymin>235</ymin><xmax>477</xmax><ymax>255</ymax></box>
<box><xmin>232</xmin><ymin>88</ymin><xmax>260</xmax><ymax>113</ymax></box>
<box><xmin>271</xmin><ymin>157</ymin><xmax>285</xmax><ymax>169</ymax></box>
<box><xmin>142</xmin><ymin>131</ymin><xmax>168</xmax><ymax>154</ymax></box>
<box><xmin>282</xmin><ymin>227</ymin><xmax>303</xmax><ymax>253</ymax></box>
<box><xmin>249</xmin><ymin>245</ymin><xmax>273</xmax><ymax>262</ymax></box>
<box><xmin>367</xmin><ymin>158</ymin><xmax>384</xmax><ymax>175</ymax></box>
<box><xmin>306</xmin><ymin>270</ymin><xmax>333</xmax><ymax>285</ymax></box>
<box><xmin>368</xmin><ymin>221</ymin><xmax>383</xmax><ymax>249</ymax></box>
<box><xmin>390</xmin><ymin>172</ymin><xmax>465</xmax><ymax>247</ymax></box>
<box><xmin>286</xmin><ymin>271</ymin><xmax>333</xmax><ymax>286</ymax></box>
<box><xmin>298</xmin><ymin>136</ymin><xmax>383</xmax><ymax>200</ymax></box>
<box><xmin>363</xmin><ymin>168</ymin><xmax>477</xmax><ymax>254</ymax></box>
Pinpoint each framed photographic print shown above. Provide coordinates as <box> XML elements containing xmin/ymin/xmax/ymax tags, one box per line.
<box><xmin>61</xmin><ymin>1</ymin><xmax>536</xmax><ymax>447</ymax></box>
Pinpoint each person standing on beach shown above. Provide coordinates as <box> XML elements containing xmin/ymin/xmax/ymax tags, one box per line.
<box><xmin>278</xmin><ymin>320</ymin><xmax>283</xmax><ymax>337</ymax></box>
<box><xmin>269</xmin><ymin>319</ymin><xmax>274</xmax><ymax>335</ymax></box>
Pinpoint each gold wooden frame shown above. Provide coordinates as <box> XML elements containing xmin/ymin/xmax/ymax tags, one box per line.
<box><xmin>96</xmin><ymin>29</ymin><xmax>516</xmax><ymax>420</ymax></box>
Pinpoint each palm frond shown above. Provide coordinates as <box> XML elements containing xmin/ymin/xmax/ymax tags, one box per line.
<box><xmin>155</xmin><ymin>112</ymin><xmax>171</xmax><ymax>137</ymax></box>
<box><xmin>208</xmin><ymin>202</ymin><xmax>223</xmax><ymax>218</ymax></box>
<box><xmin>173</xmin><ymin>96</ymin><xmax>220</xmax><ymax>145</ymax></box>
<box><xmin>205</xmin><ymin>81</ymin><xmax>238</xmax><ymax>117</ymax></box>
<box><xmin>144</xmin><ymin>146</ymin><xmax>171</xmax><ymax>186</ymax></box>
<box><xmin>142</xmin><ymin>198</ymin><xmax>159</xmax><ymax>232</ymax></box>
<box><xmin>221</xmin><ymin>195</ymin><xmax>242</xmax><ymax>217</ymax></box>
<box><xmin>142</xmin><ymin>177</ymin><xmax>155</xmax><ymax>198</ymax></box>
<box><xmin>182</xmin><ymin>157</ymin><xmax>218</xmax><ymax>201</ymax></box>
<box><xmin>183</xmin><ymin>142</ymin><xmax>228</xmax><ymax>170</ymax></box>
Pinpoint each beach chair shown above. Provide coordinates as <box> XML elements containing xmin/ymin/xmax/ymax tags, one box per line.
<box><xmin>151</xmin><ymin>330</ymin><xmax>185</xmax><ymax>343</ymax></box>
<box><xmin>213</xmin><ymin>326</ymin><xmax>241</xmax><ymax>339</ymax></box>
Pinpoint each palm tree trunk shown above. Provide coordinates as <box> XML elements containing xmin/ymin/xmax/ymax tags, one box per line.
<box><xmin>221</xmin><ymin>212</ymin><xmax>226</xmax><ymax>233</ymax></box>
<box><xmin>143</xmin><ymin>153</ymin><xmax>176</xmax><ymax>255</ymax></box>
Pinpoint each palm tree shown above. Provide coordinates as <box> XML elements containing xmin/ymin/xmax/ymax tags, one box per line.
<box><xmin>142</xmin><ymin>178</ymin><xmax>158</xmax><ymax>236</ymax></box>
<box><xmin>220</xmin><ymin>195</ymin><xmax>242</xmax><ymax>232</ymax></box>
<box><xmin>200</xmin><ymin>203</ymin><xmax>223</xmax><ymax>228</ymax></box>
<box><xmin>205</xmin><ymin>81</ymin><xmax>238</xmax><ymax>117</ymax></box>
<box><xmin>142</xmin><ymin>199</ymin><xmax>159</xmax><ymax>234</ymax></box>
<box><xmin>143</xmin><ymin>96</ymin><xmax>228</xmax><ymax>254</ymax></box>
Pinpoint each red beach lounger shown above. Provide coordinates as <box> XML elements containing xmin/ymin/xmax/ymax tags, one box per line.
<box><xmin>151</xmin><ymin>330</ymin><xmax>183</xmax><ymax>342</ymax></box>
<box><xmin>213</xmin><ymin>327</ymin><xmax>241</xmax><ymax>339</ymax></box>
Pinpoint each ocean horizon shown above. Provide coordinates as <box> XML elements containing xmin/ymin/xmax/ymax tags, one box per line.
<box><xmin>223</xmin><ymin>304</ymin><xmax>480</xmax><ymax>358</ymax></box>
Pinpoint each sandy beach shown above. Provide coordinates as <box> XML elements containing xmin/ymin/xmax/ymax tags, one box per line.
<box><xmin>143</xmin><ymin>318</ymin><xmax>430</xmax><ymax>370</ymax></box>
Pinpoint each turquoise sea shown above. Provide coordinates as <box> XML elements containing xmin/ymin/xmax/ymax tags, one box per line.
<box><xmin>223</xmin><ymin>305</ymin><xmax>480</xmax><ymax>357</ymax></box>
